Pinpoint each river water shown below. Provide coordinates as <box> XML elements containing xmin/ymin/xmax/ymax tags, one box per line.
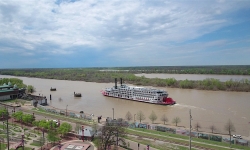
<box><xmin>135</xmin><ymin>73</ymin><xmax>250</xmax><ymax>82</ymax></box>
<box><xmin>1</xmin><ymin>75</ymin><xmax>250</xmax><ymax>137</ymax></box>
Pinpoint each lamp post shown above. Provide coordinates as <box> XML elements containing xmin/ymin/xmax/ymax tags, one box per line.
<box><xmin>20</xmin><ymin>116</ymin><xmax>23</xmax><ymax>129</ymax></box>
<box><xmin>5</xmin><ymin>108</ymin><xmax>10</xmax><ymax>150</ymax></box>
<box><xmin>134</xmin><ymin>114</ymin><xmax>136</xmax><ymax>122</ymax></box>
<box><xmin>112</xmin><ymin>108</ymin><xmax>114</xmax><ymax>120</ymax></box>
<box><xmin>66</xmin><ymin>105</ymin><xmax>68</xmax><ymax>116</ymax></box>
<box><xmin>11</xmin><ymin>110</ymin><xmax>13</xmax><ymax>125</ymax></box>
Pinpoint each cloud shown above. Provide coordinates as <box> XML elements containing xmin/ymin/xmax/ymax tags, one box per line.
<box><xmin>0</xmin><ymin>0</ymin><xmax>250</xmax><ymax>67</ymax></box>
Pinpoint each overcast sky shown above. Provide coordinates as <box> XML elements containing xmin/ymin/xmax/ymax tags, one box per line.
<box><xmin>0</xmin><ymin>0</ymin><xmax>250</xmax><ymax>68</ymax></box>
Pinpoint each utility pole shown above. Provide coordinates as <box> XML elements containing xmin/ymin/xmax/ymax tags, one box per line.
<box><xmin>189</xmin><ymin>109</ymin><xmax>192</xmax><ymax>150</ymax></box>
<box><xmin>112</xmin><ymin>108</ymin><xmax>114</xmax><ymax>120</ymax></box>
<box><xmin>6</xmin><ymin>107</ymin><xmax>10</xmax><ymax>150</ymax></box>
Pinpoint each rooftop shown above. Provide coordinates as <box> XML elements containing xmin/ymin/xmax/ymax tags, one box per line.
<box><xmin>0</xmin><ymin>85</ymin><xmax>13</xmax><ymax>89</ymax></box>
<box><xmin>0</xmin><ymin>89</ymin><xmax>15</xmax><ymax>93</ymax></box>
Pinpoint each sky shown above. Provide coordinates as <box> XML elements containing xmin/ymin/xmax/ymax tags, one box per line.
<box><xmin>0</xmin><ymin>0</ymin><xmax>250</xmax><ymax>68</ymax></box>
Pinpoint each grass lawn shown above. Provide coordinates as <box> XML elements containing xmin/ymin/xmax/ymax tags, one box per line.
<box><xmin>0</xmin><ymin>143</ymin><xmax>7</xmax><ymax>149</ymax></box>
<box><xmin>126</xmin><ymin>128</ymin><xmax>250</xmax><ymax>150</ymax></box>
<box><xmin>30</xmin><ymin>141</ymin><xmax>43</xmax><ymax>147</ymax></box>
<box><xmin>10</xmin><ymin>147</ymin><xmax>33</xmax><ymax>150</ymax></box>
<box><xmin>125</xmin><ymin>136</ymin><xmax>195</xmax><ymax>150</ymax></box>
<box><xmin>30</xmin><ymin>108</ymin><xmax>94</xmax><ymax>125</ymax></box>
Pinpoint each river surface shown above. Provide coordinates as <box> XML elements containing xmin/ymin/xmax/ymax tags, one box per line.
<box><xmin>135</xmin><ymin>73</ymin><xmax>250</xmax><ymax>82</ymax></box>
<box><xmin>1</xmin><ymin>75</ymin><xmax>250</xmax><ymax>137</ymax></box>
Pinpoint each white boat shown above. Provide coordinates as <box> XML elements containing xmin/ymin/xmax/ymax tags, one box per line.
<box><xmin>101</xmin><ymin>78</ymin><xmax>176</xmax><ymax>105</ymax></box>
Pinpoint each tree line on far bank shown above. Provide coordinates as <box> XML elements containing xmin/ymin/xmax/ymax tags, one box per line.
<box><xmin>1</xmin><ymin>69</ymin><xmax>250</xmax><ymax>92</ymax></box>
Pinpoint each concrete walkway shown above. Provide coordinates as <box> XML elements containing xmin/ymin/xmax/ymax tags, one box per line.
<box><xmin>50</xmin><ymin>140</ymin><xmax>96</xmax><ymax>150</ymax></box>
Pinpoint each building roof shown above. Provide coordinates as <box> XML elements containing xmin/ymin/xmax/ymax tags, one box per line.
<box><xmin>0</xmin><ymin>89</ymin><xmax>15</xmax><ymax>93</ymax></box>
<box><xmin>0</xmin><ymin>85</ymin><xmax>13</xmax><ymax>89</ymax></box>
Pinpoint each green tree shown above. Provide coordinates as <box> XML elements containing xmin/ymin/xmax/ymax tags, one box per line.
<box><xmin>22</xmin><ymin>114</ymin><xmax>35</xmax><ymax>125</ymax></box>
<box><xmin>47</xmin><ymin>129</ymin><xmax>60</xmax><ymax>146</ymax></box>
<box><xmin>12</xmin><ymin>111</ymin><xmax>23</xmax><ymax>121</ymax></box>
<box><xmin>0</xmin><ymin>78</ymin><xmax>27</xmax><ymax>88</ymax></box>
<box><xmin>38</xmin><ymin>120</ymin><xmax>56</xmax><ymax>130</ymax></box>
<box><xmin>32</xmin><ymin>120</ymin><xmax>40</xmax><ymax>133</ymax></box>
<box><xmin>27</xmin><ymin>85</ymin><xmax>35</xmax><ymax>93</ymax></box>
<box><xmin>0</xmin><ymin>107</ymin><xmax>8</xmax><ymax>118</ymax></box>
<box><xmin>148</xmin><ymin>111</ymin><xmax>157</xmax><ymax>124</ymax></box>
<box><xmin>58</xmin><ymin>122</ymin><xmax>72</xmax><ymax>137</ymax></box>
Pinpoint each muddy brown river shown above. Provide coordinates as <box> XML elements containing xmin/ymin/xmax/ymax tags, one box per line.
<box><xmin>1</xmin><ymin>75</ymin><xmax>250</xmax><ymax>137</ymax></box>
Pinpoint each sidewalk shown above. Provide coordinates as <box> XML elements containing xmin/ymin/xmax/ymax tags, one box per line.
<box><xmin>121</xmin><ymin>139</ymin><xmax>157</xmax><ymax>150</ymax></box>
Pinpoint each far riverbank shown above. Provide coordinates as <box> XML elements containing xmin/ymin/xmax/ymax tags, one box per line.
<box><xmin>135</xmin><ymin>73</ymin><xmax>250</xmax><ymax>82</ymax></box>
<box><xmin>1</xmin><ymin>69</ymin><xmax>250</xmax><ymax>92</ymax></box>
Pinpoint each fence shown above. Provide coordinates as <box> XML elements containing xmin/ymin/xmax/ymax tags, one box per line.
<box><xmin>37</xmin><ymin>104</ymin><xmax>94</xmax><ymax>121</ymax></box>
<box><xmin>130</xmin><ymin>124</ymin><xmax>250</xmax><ymax>147</ymax></box>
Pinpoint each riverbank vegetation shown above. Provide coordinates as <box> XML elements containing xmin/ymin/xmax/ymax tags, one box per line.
<box><xmin>0</xmin><ymin>67</ymin><xmax>250</xmax><ymax>92</ymax></box>
<box><xmin>0</xmin><ymin>78</ymin><xmax>27</xmax><ymax>88</ymax></box>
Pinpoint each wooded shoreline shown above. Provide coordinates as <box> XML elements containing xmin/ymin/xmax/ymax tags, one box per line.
<box><xmin>0</xmin><ymin>67</ymin><xmax>250</xmax><ymax>92</ymax></box>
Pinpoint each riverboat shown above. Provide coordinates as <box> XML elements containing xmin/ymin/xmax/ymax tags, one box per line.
<box><xmin>101</xmin><ymin>78</ymin><xmax>176</xmax><ymax>105</ymax></box>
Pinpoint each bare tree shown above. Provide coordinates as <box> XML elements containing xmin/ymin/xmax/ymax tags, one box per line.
<box><xmin>224</xmin><ymin>119</ymin><xmax>235</xmax><ymax>147</ymax></box>
<box><xmin>161</xmin><ymin>114</ymin><xmax>168</xmax><ymax>125</ymax></box>
<box><xmin>209</xmin><ymin>125</ymin><xmax>216</xmax><ymax>133</ymax></box>
<box><xmin>125</xmin><ymin>111</ymin><xmax>133</xmax><ymax>122</ymax></box>
<box><xmin>172</xmin><ymin>117</ymin><xmax>181</xmax><ymax>126</ymax></box>
<box><xmin>136</xmin><ymin>110</ymin><xmax>145</xmax><ymax>123</ymax></box>
<box><xmin>149</xmin><ymin>111</ymin><xmax>157</xmax><ymax>124</ymax></box>
<box><xmin>98</xmin><ymin>122</ymin><xmax>126</xmax><ymax>150</ymax></box>
<box><xmin>194</xmin><ymin>122</ymin><xmax>201</xmax><ymax>131</ymax></box>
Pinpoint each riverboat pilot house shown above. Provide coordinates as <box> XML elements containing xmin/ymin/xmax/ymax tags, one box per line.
<box><xmin>0</xmin><ymin>82</ymin><xmax>25</xmax><ymax>101</ymax></box>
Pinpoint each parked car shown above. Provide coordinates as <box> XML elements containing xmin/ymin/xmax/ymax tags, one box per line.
<box><xmin>232</xmin><ymin>135</ymin><xmax>242</xmax><ymax>139</ymax></box>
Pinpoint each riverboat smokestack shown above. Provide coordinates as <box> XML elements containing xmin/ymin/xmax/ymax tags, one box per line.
<box><xmin>120</xmin><ymin>78</ymin><xmax>122</xmax><ymax>86</ymax></box>
<box><xmin>115</xmin><ymin>78</ymin><xmax>117</xmax><ymax>89</ymax></box>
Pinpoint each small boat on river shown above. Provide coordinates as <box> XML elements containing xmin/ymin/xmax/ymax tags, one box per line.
<box><xmin>50</xmin><ymin>87</ymin><xmax>56</xmax><ymax>91</ymax></box>
<box><xmin>74</xmin><ymin>92</ymin><xmax>81</xmax><ymax>97</ymax></box>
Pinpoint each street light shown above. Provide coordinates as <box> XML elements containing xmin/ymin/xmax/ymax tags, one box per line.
<box><xmin>112</xmin><ymin>108</ymin><xmax>114</xmax><ymax>120</ymax></box>
<box><xmin>66</xmin><ymin>105</ymin><xmax>68</xmax><ymax>116</ymax></box>
<box><xmin>134</xmin><ymin>114</ymin><xmax>136</xmax><ymax>122</ymax></box>
<box><xmin>20</xmin><ymin>116</ymin><xmax>23</xmax><ymax>129</ymax></box>
<box><xmin>11</xmin><ymin>110</ymin><xmax>14</xmax><ymax>125</ymax></box>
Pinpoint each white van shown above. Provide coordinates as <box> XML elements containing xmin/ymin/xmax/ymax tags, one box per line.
<box><xmin>232</xmin><ymin>135</ymin><xmax>242</xmax><ymax>139</ymax></box>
